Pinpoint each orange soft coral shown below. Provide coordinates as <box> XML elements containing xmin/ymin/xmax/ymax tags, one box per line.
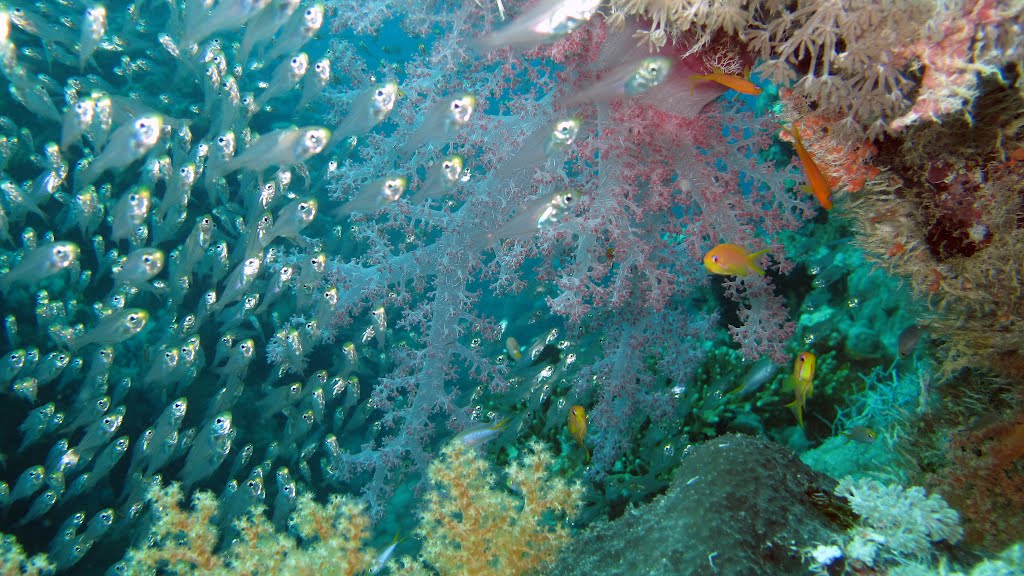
<box><xmin>417</xmin><ymin>440</ymin><xmax>583</xmax><ymax>576</ymax></box>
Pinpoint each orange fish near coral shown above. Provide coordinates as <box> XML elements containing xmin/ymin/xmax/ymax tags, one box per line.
<box><xmin>703</xmin><ymin>243</ymin><xmax>769</xmax><ymax>277</ymax></box>
<box><xmin>567</xmin><ymin>405</ymin><xmax>589</xmax><ymax>461</ymax></box>
<box><xmin>781</xmin><ymin>125</ymin><xmax>833</xmax><ymax>210</ymax></box>
<box><xmin>785</xmin><ymin>351</ymin><xmax>816</xmax><ymax>428</ymax></box>
<box><xmin>690</xmin><ymin>67</ymin><xmax>763</xmax><ymax>96</ymax></box>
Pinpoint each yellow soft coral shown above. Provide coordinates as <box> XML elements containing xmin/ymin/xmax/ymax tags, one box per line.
<box><xmin>417</xmin><ymin>440</ymin><xmax>583</xmax><ymax>576</ymax></box>
<box><xmin>122</xmin><ymin>482</ymin><xmax>379</xmax><ymax>576</ymax></box>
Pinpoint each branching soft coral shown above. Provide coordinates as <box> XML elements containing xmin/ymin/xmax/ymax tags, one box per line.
<box><xmin>122</xmin><ymin>482</ymin><xmax>379</xmax><ymax>576</ymax></box>
<box><xmin>417</xmin><ymin>440</ymin><xmax>583</xmax><ymax>576</ymax></box>
<box><xmin>607</xmin><ymin>0</ymin><xmax>1024</xmax><ymax>139</ymax></box>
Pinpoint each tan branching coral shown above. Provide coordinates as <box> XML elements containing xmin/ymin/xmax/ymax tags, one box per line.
<box><xmin>417</xmin><ymin>440</ymin><xmax>584</xmax><ymax>576</ymax></box>
<box><xmin>122</xmin><ymin>483</ymin><xmax>379</xmax><ymax>576</ymax></box>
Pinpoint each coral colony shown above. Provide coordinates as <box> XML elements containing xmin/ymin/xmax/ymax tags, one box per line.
<box><xmin>0</xmin><ymin>0</ymin><xmax>1021</xmax><ymax>574</ymax></box>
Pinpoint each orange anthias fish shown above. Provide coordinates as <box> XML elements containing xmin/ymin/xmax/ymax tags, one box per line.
<box><xmin>785</xmin><ymin>351</ymin><xmax>816</xmax><ymax>428</ymax></box>
<box><xmin>703</xmin><ymin>243</ymin><xmax>769</xmax><ymax>277</ymax></box>
<box><xmin>781</xmin><ymin>125</ymin><xmax>833</xmax><ymax>210</ymax></box>
<box><xmin>690</xmin><ymin>67</ymin><xmax>763</xmax><ymax>96</ymax></box>
<box><xmin>568</xmin><ymin>405</ymin><xmax>589</xmax><ymax>461</ymax></box>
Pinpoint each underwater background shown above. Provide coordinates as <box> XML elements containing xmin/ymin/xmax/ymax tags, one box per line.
<box><xmin>0</xmin><ymin>0</ymin><xmax>1022</xmax><ymax>574</ymax></box>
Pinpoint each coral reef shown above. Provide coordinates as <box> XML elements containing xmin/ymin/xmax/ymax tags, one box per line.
<box><xmin>551</xmin><ymin>434</ymin><xmax>853</xmax><ymax>575</ymax></box>
<box><xmin>607</xmin><ymin>0</ymin><xmax>1024</xmax><ymax>139</ymax></box>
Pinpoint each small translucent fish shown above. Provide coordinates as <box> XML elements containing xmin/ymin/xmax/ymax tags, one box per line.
<box><xmin>730</xmin><ymin>357</ymin><xmax>779</xmax><ymax>396</ymax></box>
<box><xmin>335</xmin><ymin>176</ymin><xmax>407</xmax><ymax>216</ymax></box>
<box><xmin>272</xmin><ymin>466</ymin><xmax>296</xmax><ymax>531</ymax></box>
<box><xmin>1</xmin><ymin>179</ymin><xmax>47</xmax><ymax>221</ymax></box>
<box><xmin>10</xmin><ymin>464</ymin><xmax>45</xmax><ymax>503</ymax></box>
<box><xmin>0</xmin><ymin>348</ymin><xmax>26</xmax><ymax>386</ymax></box>
<box><xmin>329</xmin><ymin>82</ymin><xmax>399</xmax><ymax>144</ymax></box>
<box><xmin>372</xmin><ymin>533</ymin><xmax>405</xmax><ymax>574</ymax></box>
<box><xmin>215</xmin><ymin>126</ymin><xmax>329</xmax><ymax>178</ymax></box>
<box><xmin>112</xmin><ymin>248</ymin><xmax>165</xmax><ymax>287</ymax></box>
<box><xmin>400</xmin><ymin>94</ymin><xmax>476</xmax><ymax>155</ymax></box>
<box><xmin>456</xmin><ymin>418</ymin><xmax>509</xmax><ymax>447</ymax></box>
<box><xmin>262</xmin><ymin>198</ymin><xmax>317</xmax><ymax>248</ymax></box>
<box><xmin>494</xmin><ymin>117</ymin><xmax>581</xmax><ymax>180</ymax></box>
<box><xmin>237</xmin><ymin>0</ymin><xmax>301</xmax><ymax>65</ymax></box>
<box><xmin>474</xmin><ymin>0</ymin><xmax>601</xmax><ymax>52</ymax></box>
<box><xmin>0</xmin><ymin>241</ymin><xmax>80</xmax><ymax>292</ymax></box>
<box><xmin>490</xmin><ymin>189</ymin><xmax>576</xmax><ymax>241</ymax></box>
<box><xmin>412</xmin><ymin>155</ymin><xmax>466</xmax><ymax>202</ymax></box>
<box><xmin>108</xmin><ymin>185</ymin><xmax>150</xmax><ymax>242</ymax></box>
<box><xmin>18</xmin><ymin>402</ymin><xmax>55</xmax><ymax>451</ymax></box>
<box><xmin>843</xmin><ymin>426</ymin><xmax>878</xmax><ymax>444</ymax></box>
<box><xmin>184</xmin><ymin>0</ymin><xmax>273</xmax><ymax>46</ymax></box>
<box><xmin>16</xmin><ymin>489</ymin><xmax>57</xmax><ymax>526</ymax></box>
<box><xmin>298</xmin><ymin>56</ymin><xmax>330</xmax><ymax>109</ymax></box>
<box><xmin>255</xmin><ymin>52</ymin><xmax>308</xmax><ymax>108</ymax></box>
<box><xmin>71</xmin><ymin>309</ymin><xmax>149</xmax><ymax>351</ymax></box>
<box><xmin>181</xmin><ymin>412</ymin><xmax>234</xmax><ymax>488</ymax></box>
<box><xmin>78</xmin><ymin>5</ymin><xmax>106</xmax><ymax>71</ymax></box>
<box><xmin>77</xmin><ymin>116</ymin><xmax>163</xmax><ymax>189</ymax></box>
<box><xmin>703</xmin><ymin>243</ymin><xmax>768</xmax><ymax>277</ymax></box>
<box><xmin>564</xmin><ymin>57</ymin><xmax>673</xmax><ymax>106</ymax></box>
<box><xmin>212</xmin><ymin>256</ymin><xmax>262</xmax><ymax>312</ymax></box>
<box><xmin>263</xmin><ymin>2</ymin><xmax>324</xmax><ymax>63</ymax></box>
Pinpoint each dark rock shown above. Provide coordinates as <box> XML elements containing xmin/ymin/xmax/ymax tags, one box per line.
<box><xmin>552</xmin><ymin>434</ymin><xmax>851</xmax><ymax>576</ymax></box>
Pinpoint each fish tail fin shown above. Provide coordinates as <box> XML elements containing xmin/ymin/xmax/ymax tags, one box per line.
<box><xmin>748</xmin><ymin>249</ymin><xmax>770</xmax><ymax>275</ymax></box>
<box><xmin>688</xmin><ymin>75</ymin><xmax>703</xmax><ymax>96</ymax></box>
<box><xmin>782</xmin><ymin>123</ymin><xmax>805</xmax><ymax>148</ymax></box>
<box><xmin>785</xmin><ymin>399</ymin><xmax>805</xmax><ymax>428</ymax></box>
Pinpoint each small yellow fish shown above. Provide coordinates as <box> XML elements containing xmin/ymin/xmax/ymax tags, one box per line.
<box><xmin>703</xmin><ymin>243</ymin><xmax>769</xmax><ymax>277</ymax></box>
<box><xmin>567</xmin><ymin>405</ymin><xmax>589</xmax><ymax>461</ymax></box>
<box><xmin>505</xmin><ymin>336</ymin><xmax>523</xmax><ymax>362</ymax></box>
<box><xmin>785</xmin><ymin>352</ymin><xmax>816</xmax><ymax>428</ymax></box>
<box><xmin>843</xmin><ymin>426</ymin><xmax>878</xmax><ymax>444</ymax></box>
<box><xmin>690</xmin><ymin>67</ymin><xmax>763</xmax><ymax>96</ymax></box>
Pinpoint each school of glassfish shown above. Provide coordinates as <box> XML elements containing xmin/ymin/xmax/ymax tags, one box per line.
<box><xmin>0</xmin><ymin>0</ymin><xmax>832</xmax><ymax>570</ymax></box>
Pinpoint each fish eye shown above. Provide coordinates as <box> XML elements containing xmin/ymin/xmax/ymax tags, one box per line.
<box><xmin>376</xmin><ymin>89</ymin><xmax>385</xmax><ymax>97</ymax></box>
<box><xmin>165</xmin><ymin>351</ymin><xmax>174</xmax><ymax>359</ymax></box>
<box><xmin>712</xmin><ymin>256</ymin><xmax>719</xmax><ymax>262</ymax></box>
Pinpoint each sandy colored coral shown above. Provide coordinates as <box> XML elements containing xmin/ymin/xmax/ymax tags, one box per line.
<box><xmin>123</xmin><ymin>482</ymin><xmax>379</xmax><ymax>576</ymax></box>
<box><xmin>0</xmin><ymin>534</ymin><xmax>53</xmax><ymax>576</ymax></box>
<box><xmin>417</xmin><ymin>440</ymin><xmax>583</xmax><ymax>576</ymax></box>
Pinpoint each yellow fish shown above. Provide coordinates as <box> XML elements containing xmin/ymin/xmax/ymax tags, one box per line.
<box><xmin>505</xmin><ymin>336</ymin><xmax>523</xmax><ymax>362</ymax></box>
<box><xmin>785</xmin><ymin>352</ymin><xmax>816</xmax><ymax>428</ymax></box>
<box><xmin>703</xmin><ymin>243</ymin><xmax>769</xmax><ymax>276</ymax></box>
<box><xmin>567</xmin><ymin>405</ymin><xmax>589</xmax><ymax>461</ymax></box>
